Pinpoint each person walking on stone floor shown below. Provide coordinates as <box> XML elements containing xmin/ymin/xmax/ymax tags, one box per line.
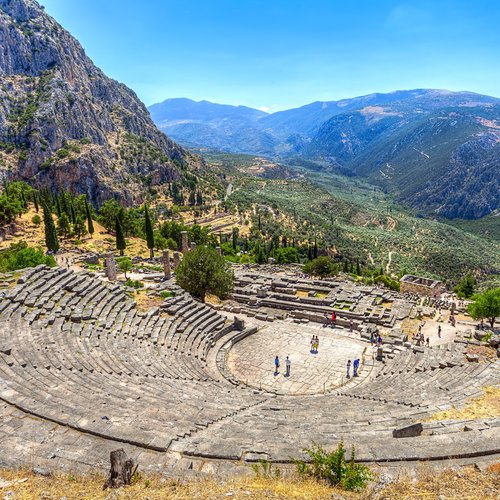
<box><xmin>370</xmin><ymin>332</ymin><xmax>375</xmax><ymax>346</ymax></box>
<box><xmin>310</xmin><ymin>335</ymin><xmax>315</xmax><ymax>352</ymax></box>
<box><xmin>274</xmin><ymin>355</ymin><xmax>280</xmax><ymax>375</ymax></box>
<box><xmin>331</xmin><ymin>310</ymin><xmax>337</xmax><ymax>328</ymax></box>
<box><xmin>285</xmin><ymin>355</ymin><xmax>291</xmax><ymax>377</ymax></box>
<box><xmin>438</xmin><ymin>325</ymin><xmax>442</xmax><ymax>338</ymax></box>
<box><xmin>315</xmin><ymin>336</ymin><xmax>320</xmax><ymax>353</ymax></box>
<box><xmin>346</xmin><ymin>359</ymin><xmax>351</xmax><ymax>379</ymax></box>
<box><xmin>353</xmin><ymin>358</ymin><xmax>360</xmax><ymax>377</ymax></box>
<box><xmin>426</xmin><ymin>337</ymin><xmax>430</xmax><ymax>347</ymax></box>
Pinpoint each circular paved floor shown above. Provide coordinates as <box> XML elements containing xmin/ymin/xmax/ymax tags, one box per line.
<box><xmin>226</xmin><ymin>321</ymin><xmax>367</xmax><ymax>395</ymax></box>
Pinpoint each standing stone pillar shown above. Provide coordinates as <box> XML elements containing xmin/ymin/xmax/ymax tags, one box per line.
<box><xmin>105</xmin><ymin>252</ymin><xmax>117</xmax><ymax>281</ymax></box>
<box><xmin>162</xmin><ymin>250</ymin><xmax>171</xmax><ymax>279</ymax></box>
<box><xmin>173</xmin><ymin>251</ymin><xmax>180</xmax><ymax>269</ymax></box>
<box><xmin>180</xmin><ymin>231</ymin><xmax>189</xmax><ymax>254</ymax></box>
<box><xmin>190</xmin><ymin>242</ymin><xmax>196</xmax><ymax>251</ymax></box>
<box><xmin>215</xmin><ymin>246</ymin><xmax>222</xmax><ymax>256</ymax></box>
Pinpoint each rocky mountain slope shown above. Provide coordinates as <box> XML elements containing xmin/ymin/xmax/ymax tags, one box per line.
<box><xmin>150</xmin><ymin>90</ymin><xmax>500</xmax><ymax>219</ymax></box>
<box><xmin>149</xmin><ymin>98</ymin><xmax>280</xmax><ymax>155</ymax></box>
<box><xmin>0</xmin><ymin>0</ymin><xmax>204</xmax><ymax>205</ymax></box>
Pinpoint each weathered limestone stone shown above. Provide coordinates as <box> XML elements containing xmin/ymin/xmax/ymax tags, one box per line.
<box><xmin>376</xmin><ymin>346</ymin><xmax>384</xmax><ymax>361</ymax></box>
<box><xmin>393</xmin><ymin>423</ymin><xmax>423</xmax><ymax>438</ymax></box>
<box><xmin>256</xmin><ymin>287</ymin><xmax>267</xmax><ymax>298</ymax></box>
<box><xmin>233</xmin><ymin>316</ymin><xmax>245</xmax><ymax>331</ymax></box>
<box><xmin>215</xmin><ymin>246</ymin><xmax>222</xmax><ymax>256</ymax></box>
<box><xmin>173</xmin><ymin>252</ymin><xmax>180</xmax><ymax>269</ymax></box>
<box><xmin>162</xmin><ymin>250</ymin><xmax>171</xmax><ymax>279</ymax></box>
<box><xmin>104</xmin><ymin>253</ymin><xmax>117</xmax><ymax>281</ymax></box>
<box><xmin>181</xmin><ymin>231</ymin><xmax>189</xmax><ymax>254</ymax></box>
<box><xmin>190</xmin><ymin>242</ymin><xmax>197</xmax><ymax>250</ymax></box>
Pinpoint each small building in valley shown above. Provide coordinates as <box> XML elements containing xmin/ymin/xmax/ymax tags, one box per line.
<box><xmin>399</xmin><ymin>274</ymin><xmax>444</xmax><ymax>298</ymax></box>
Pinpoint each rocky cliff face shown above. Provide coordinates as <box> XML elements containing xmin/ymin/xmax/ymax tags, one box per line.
<box><xmin>0</xmin><ymin>0</ymin><xmax>203</xmax><ymax>205</ymax></box>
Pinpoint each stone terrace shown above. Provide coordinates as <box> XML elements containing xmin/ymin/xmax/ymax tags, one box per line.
<box><xmin>0</xmin><ymin>266</ymin><xmax>498</xmax><ymax>476</ymax></box>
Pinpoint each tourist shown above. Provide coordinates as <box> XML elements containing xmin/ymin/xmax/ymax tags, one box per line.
<box><xmin>353</xmin><ymin>358</ymin><xmax>360</xmax><ymax>377</ymax></box>
<box><xmin>285</xmin><ymin>356</ymin><xmax>291</xmax><ymax>377</ymax></box>
<box><xmin>331</xmin><ymin>310</ymin><xmax>336</xmax><ymax>328</ymax></box>
<box><xmin>346</xmin><ymin>359</ymin><xmax>351</xmax><ymax>378</ymax></box>
<box><xmin>377</xmin><ymin>334</ymin><xmax>382</xmax><ymax>346</ymax></box>
<box><xmin>323</xmin><ymin>312</ymin><xmax>329</xmax><ymax>328</ymax></box>
<box><xmin>274</xmin><ymin>355</ymin><xmax>280</xmax><ymax>374</ymax></box>
<box><xmin>310</xmin><ymin>336</ymin><xmax>315</xmax><ymax>352</ymax></box>
<box><xmin>370</xmin><ymin>332</ymin><xmax>375</xmax><ymax>346</ymax></box>
<box><xmin>315</xmin><ymin>336</ymin><xmax>320</xmax><ymax>353</ymax></box>
<box><xmin>426</xmin><ymin>337</ymin><xmax>430</xmax><ymax>347</ymax></box>
<box><xmin>349</xmin><ymin>319</ymin><xmax>353</xmax><ymax>331</ymax></box>
<box><xmin>438</xmin><ymin>325</ymin><xmax>441</xmax><ymax>338</ymax></box>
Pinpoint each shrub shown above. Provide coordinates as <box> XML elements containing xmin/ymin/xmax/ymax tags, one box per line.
<box><xmin>32</xmin><ymin>214</ymin><xmax>41</xmax><ymax>225</ymax></box>
<box><xmin>303</xmin><ymin>257</ymin><xmax>337</xmax><ymax>277</ymax></box>
<box><xmin>0</xmin><ymin>241</ymin><xmax>56</xmax><ymax>272</ymax></box>
<box><xmin>125</xmin><ymin>278</ymin><xmax>143</xmax><ymax>289</ymax></box>
<box><xmin>295</xmin><ymin>442</ymin><xmax>372</xmax><ymax>491</ymax></box>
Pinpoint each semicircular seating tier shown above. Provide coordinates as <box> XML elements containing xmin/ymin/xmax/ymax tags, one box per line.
<box><xmin>0</xmin><ymin>265</ymin><xmax>498</xmax><ymax>474</ymax></box>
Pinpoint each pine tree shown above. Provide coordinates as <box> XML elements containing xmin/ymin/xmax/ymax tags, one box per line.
<box><xmin>115</xmin><ymin>217</ymin><xmax>126</xmax><ymax>256</ymax></box>
<box><xmin>57</xmin><ymin>213</ymin><xmax>71</xmax><ymax>239</ymax></box>
<box><xmin>85</xmin><ymin>199</ymin><xmax>94</xmax><ymax>238</ymax></box>
<box><xmin>144</xmin><ymin>205</ymin><xmax>155</xmax><ymax>258</ymax></box>
<box><xmin>43</xmin><ymin>203</ymin><xmax>59</xmax><ymax>252</ymax></box>
<box><xmin>356</xmin><ymin>258</ymin><xmax>361</xmax><ymax>275</ymax></box>
<box><xmin>73</xmin><ymin>214</ymin><xmax>87</xmax><ymax>239</ymax></box>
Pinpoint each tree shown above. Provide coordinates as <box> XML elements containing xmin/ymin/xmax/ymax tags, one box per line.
<box><xmin>57</xmin><ymin>213</ymin><xmax>71</xmax><ymax>239</ymax></box>
<box><xmin>176</xmin><ymin>246</ymin><xmax>234</xmax><ymax>302</ymax></box>
<box><xmin>303</xmin><ymin>256</ymin><xmax>337</xmax><ymax>278</ymax></box>
<box><xmin>356</xmin><ymin>258</ymin><xmax>361</xmax><ymax>275</ymax></box>
<box><xmin>453</xmin><ymin>273</ymin><xmax>476</xmax><ymax>299</ymax></box>
<box><xmin>232</xmin><ymin>227</ymin><xmax>239</xmax><ymax>251</ymax></box>
<box><xmin>276</xmin><ymin>247</ymin><xmax>299</xmax><ymax>264</ymax></box>
<box><xmin>144</xmin><ymin>205</ymin><xmax>155</xmax><ymax>258</ymax></box>
<box><xmin>85</xmin><ymin>199</ymin><xmax>94</xmax><ymax>238</ymax></box>
<box><xmin>73</xmin><ymin>214</ymin><xmax>87</xmax><ymax>239</ymax></box>
<box><xmin>467</xmin><ymin>289</ymin><xmax>500</xmax><ymax>329</ymax></box>
<box><xmin>118</xmin><ymin>257</ymin><xmax>132</xmax><ymax>279</ymax></box>
<box><xmin>42</xmin><ymin>203</ymin><xmax>59</xmax><ymax>252</ymax></box>
<box><xmin>115</xmin><ymin>217</ymin><xmax>126</xmax><ymax>256</ymax></box>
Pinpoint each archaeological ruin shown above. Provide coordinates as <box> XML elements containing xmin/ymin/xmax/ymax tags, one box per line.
<box><xmin>0</xmin><ymin>264</ymin><xmax>498</xmax><ymax>477</ymax></box>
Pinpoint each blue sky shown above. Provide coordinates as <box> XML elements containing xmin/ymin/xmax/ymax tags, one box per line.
<box><xmin>40</xmin><ymin>0</ymin><xmax>500</xmax><ymax>112</ymax></box>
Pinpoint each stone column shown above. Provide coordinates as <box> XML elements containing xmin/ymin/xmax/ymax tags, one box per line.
<box><xmin>162</xmin><ymin>250</ymin><xmax>171</xmax><ymax>279</ymax></box>
<box><xmin>190</xmin><ymin>242</ymin><xmax>197</xmax><ymax>250</ymax></box>
<box><xmin>105</xmin><ymin>252</ymin><xmax>117</xmax><ymax>281</ymax></box>
<box><xmin>173</xmin><ymin>251</ymin><xmax>180</xmax><ymax>269</ymax></box>
<box><xmin>215</xmin><ymin>246</ymin><xmax>222</xmax><ymax>256</ymax></box>
<box><xmin>180</xmin><ymin>231</ymin><xmax>189</xmax><ymax>254</ymax></box>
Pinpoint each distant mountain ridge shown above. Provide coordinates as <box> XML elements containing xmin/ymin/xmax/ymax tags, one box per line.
<box><xmin>0</xmin><ymin>0</ymin><xmax>204</xmax><ymax>205</ymax></box>
<box><xmin>149</xmin><ymin>90</ymin><xmax>500</xmax><ymax>219</ymax></box>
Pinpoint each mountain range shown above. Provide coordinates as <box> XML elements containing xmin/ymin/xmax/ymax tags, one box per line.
<box><xmin>150</xmin><ymin>91</ymin><xmax>500</xmax><ymax>219</ymax></box>
<box><xmin>0</xmin><ymin>0</ymin><xmax>203</xmax><ymax>205</ymax></box>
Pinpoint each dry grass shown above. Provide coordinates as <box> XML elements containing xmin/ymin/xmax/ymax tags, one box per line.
<box><xmin>0</xmin><ymin>464</ymin><xmax>498</xmax><ymax>499</ymax></box>
<box><xmin>424</xmin><ymin>386</ymin><xmax>500</xmax><ymax>421</ymax></box>
<box><xmin>467</xmin><ymin>344</ymin><xmax>497</xmax><ymax>361</ymax></box>
<box><xmin>401</xmin><ymin>317</ymin><xmax>420</xmax><ymax>337</ymax></box>
<box><xmin>381</xmin><ymin>465</ymin><xmax>500</xmax><ymax>500</ymax></box>
<box><xmin>132</xmin><ymin>289</ymin><xmax>166</xmax><ymax>312</ymax></box>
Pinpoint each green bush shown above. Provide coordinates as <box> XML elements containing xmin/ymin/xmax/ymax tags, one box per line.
<box><xmin>124</xmin><ymin>278</ymin><xmax>143</xmax><ymax>289</ymax></box>
<box><xmin>303</xmin><ymin>257</ymin><xmax>337</xmax><ymax>277</ymax></box>
<box><xmin>0</xmin><ymin>241</ymin><xmax>56</xmax><ymax>272</ymax></box>
<box><xmin>295</xmin><ymin>442</ymin><xmax>372</xmax><ymax>491</ymax></box>
<box><xmin>32</xmin><ymin>214</ymin><xmax>41</xmax><ymax>225</ymax></box>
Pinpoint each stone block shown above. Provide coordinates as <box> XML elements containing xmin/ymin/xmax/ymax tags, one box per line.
<box><xmin>392</xmin><ymin>423</ymin><xmax>423</xmax><ymax>438</ymax></box>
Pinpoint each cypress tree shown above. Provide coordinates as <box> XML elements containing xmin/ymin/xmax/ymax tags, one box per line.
<box><xmin>343</xmin><ymin>259</ymin><xmax>349</xmax><ymax>273</ymax></box>
<box><xmin>232</xmin><ymin>227</ymin><xmax>239</xmax><ymax>251</ymax></box>
<box><xmin>55</xmin><ymin>196</ymin><xmax>61</xmax><ymax>218</ymax></box>
<box><xmin>85</xmin><ymin>199</ymin><xmax>94</xmax><ymax>238</ymax></box>
<box><xmin>42</xmin><ymin>203</ymin><xmax>59</xmax><ymax>252</ymax></box>
<box><xmin>313</xmin><ymin>238</ymin><xmax>318</xmax><ymax>259</ymax></box>
<box><xmin>356</xmin><ymin>258</ymin><xmax>361</xmax><ymax>275</ymax></box>
<box><xmin>144</xmin><ymin>205</ymin><xmax>155</xmax><ymax>258</ymax></box>
<box><xmin>115</xmin><ymin>217</ymin><xmax>126</xmax><ymax>256</ymax></box>
<box><xmin>33</xmin><ymin>191</ymin><xmax>39</xmax><ymax>213</ymax></box>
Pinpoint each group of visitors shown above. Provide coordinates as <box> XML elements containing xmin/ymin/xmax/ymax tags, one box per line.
<box><xmin>310</xmin><ymin>335</ymin><xmax>320</xmax><ymax>353</ymax></box>
<box><xmin>274</xmin><ymin>355</ymin><xmax>291</xmax><ymax>377</ymax></box>
<box><xmin>369</xmin><ymin>332</ymin><xmax>383</xmax><ymax>346</ymax></box>
<box><xmin>346</xmin><ymin>358</ymin><xmax>360</xmax><ymax>378</ymax></box>
<box><xmin>323</xmin><ymin>311</ymin><xmax>337</xmax><ymax>328</ymax></box>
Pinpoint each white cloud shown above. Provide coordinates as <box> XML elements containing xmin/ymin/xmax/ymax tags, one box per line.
<box><xmin>258</xmin><ymin>106</ymin><xmax>270</xmax><ymax>112</ymax></box>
